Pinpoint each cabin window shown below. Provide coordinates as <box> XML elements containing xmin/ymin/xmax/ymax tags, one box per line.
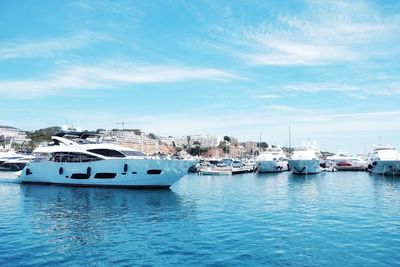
<box><xmin>120</xmin><ymin>150</ymin><xmax>146</xmax><ymax>157</ymax></box>
<box><xmin>147</xmin><ymin>169</ymin><xmax>162</xmax><ymax>175</ymax></box>
<box><xmin>87</xmin><ymin>149</ymin><xmax>126</xmax><ymax>158</ymax></box>
<box><xmin>52</xmin><ymin>152</ymin><xmax>102</xmax><ymax>163</ymax></box>
<box><xmin>71</xmin><ymin>173</ymin><xmax>90</xmax><ymax>179</ymax></box>
<box><xmin>94</xmin><ymin>173</ymin><xmax>117</xmax><ymax>179</ymax></box>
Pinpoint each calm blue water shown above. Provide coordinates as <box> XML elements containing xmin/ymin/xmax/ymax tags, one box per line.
<box><xmin>0</xmin><ymin>172</ymin><xmax>400</xmax><ymax>266</ymax></box>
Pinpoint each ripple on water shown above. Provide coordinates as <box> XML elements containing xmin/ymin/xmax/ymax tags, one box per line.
<box><xmin>0</xmin><ymin>172</ymin><xmax>400</xmax><ymax>266</ymax></box>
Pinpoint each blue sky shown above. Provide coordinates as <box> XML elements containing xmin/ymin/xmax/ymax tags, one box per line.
<box><xmin>0</xmin><ymin>0</ymin><xmax>399</xmax><ymax>153</ymax></box>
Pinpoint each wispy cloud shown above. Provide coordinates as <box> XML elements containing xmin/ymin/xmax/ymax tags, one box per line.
<box><xmin>0</xmin><ymin>63</ymin><xmax>242</xmax><ymax>98</ymax></box>
<box><xmin>0</xmin><ymin>32</ymin><xmax>111</xmax><ymax>60</ymax></box>
<box><xmin>252</xmin><ymin>94</ymin><xmax>281</xmax><ymax>99</ymax></box>
<box><xmin>283</xmin><ymin>83</ymin><xmax>358</xmax><ymax>93</ymax></box>
<box><xmin>210</xmin><ymin>1</ymin><xmax>400</xmax><ymax>66</ymax></box>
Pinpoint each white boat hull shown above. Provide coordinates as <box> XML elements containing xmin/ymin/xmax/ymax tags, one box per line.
<box><xmin>288</xmin><ymin>159</ymin><xmax>322</xmax><ymax>175</ymax></box>
<box><xmin>369</xmin><ymin>160</ymin><xmax>400</xmax><ymax>176</ymax></box>
<box><xmin>199</xmin><ymin>166</ymin><xmax>232</xmax><ymax>175</ymax></box>
<box><xmin>257</xmin><ymin>160</ymin><xmax>288</xmax><ymax>173</ymax></box>
<box><xmin>18</xmin><ymin>159</ymin><xmax>195</xmax><ymax>188</ymax></box>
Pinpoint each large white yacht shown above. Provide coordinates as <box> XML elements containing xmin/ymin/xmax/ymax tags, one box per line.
<box><xmin>256</xmin><ymin>145</ymin><xmax>288</xmax><ymax>173</ymax></box>
<box><xmin>288</xmin><ymin>141</ymin><xmax>323</xmax><ymax>175</ymax></box>
<box><xmin>367</xmin><ymin>144</ymin><xmax>400</xmax><ymax>176</ymax></box>
<box><xmin>17</xmin><ymin>132</ymin><xmax>196</xmax><ymax>188</ymax></box>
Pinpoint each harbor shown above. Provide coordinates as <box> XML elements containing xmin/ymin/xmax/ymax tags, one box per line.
<box><xmin>1</xmin><ymin>171</ymin><xmax>399</xmax><ymax>266</ymax></box>
<box><xmin>1</xmin><ymin>125</ymin><xmax>400</xmax><ymax>186</ymax></box>
<box><xmin>1</xmin><ymin>0</ymin><xmax>400</xmax><ymax>266</ymax></box>
<box><xmin>2</xmin><ymin>126</ymin><xmax>399</xmax><ymax>266</ymax></box>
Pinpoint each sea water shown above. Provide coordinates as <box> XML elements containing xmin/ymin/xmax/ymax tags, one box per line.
<box><xmin>0</xmin><ymin>172</ymin><xmax>399</xmax><ymax>266</ymax></box>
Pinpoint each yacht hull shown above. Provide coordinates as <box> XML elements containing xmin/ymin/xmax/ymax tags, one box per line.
<box><xmin>257</xmin><ymin>160</ymin><xmax>288</xmax><ymax>173</ymax></box>
<box><xmin>18</xmin><ymin>159</ymin><xmax>195</xmax><ymax>188</ymax></box>
<box><xmin>288</xmin><ymin>159</ymin><xmax>322</xmax><ymax>175</ymax></box>
<box><xmin>368</xmin><ymin>160</ymin><xmax>400</xmax><ymax>176</ymax></box>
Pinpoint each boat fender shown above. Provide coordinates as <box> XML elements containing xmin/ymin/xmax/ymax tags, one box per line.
<box><xmin>25</xmin><ymin>168</ymin><xmax>32</xmax><ymax>176</ymax></box>
<box><xmin>87</xmin><ymin>167</ymin><xmax>91</xmax><ymax>176</ymax></box>
<box><xmin>124</xmin><ymin>163</ymin><xmax>128</xmax><ymax>172</ymax></box>
<box><xmin>59</xmin><ymin>167</ymin><xmax>64</xmax><ymax>175</ymax></box>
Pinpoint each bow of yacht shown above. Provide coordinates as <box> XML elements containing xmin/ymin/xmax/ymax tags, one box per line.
<box><xmin>256</xmin><ymin>146</ymin><xmax>288</xmax><ymax>173</ymax></box>
<box><xmin>288</xmin><ymin>142</ymin><xmax>323</xmax><ymax>175</ymax></box>
<box><xmin>368</xmin><ymin>144</ymin><xmax>400</xmax><ymax>176</ymax></box>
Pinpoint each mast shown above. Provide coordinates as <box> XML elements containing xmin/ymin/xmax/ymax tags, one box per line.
<box><xmin>288</xmin><ymin>126</ymin><xmax>292</xmax><ymax>153</ymax></box>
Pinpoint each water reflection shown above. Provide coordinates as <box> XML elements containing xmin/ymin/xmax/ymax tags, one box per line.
<box><xmin>20</xmin><ymin>185</ymin><xmax>196</xmax><ymax>253</ymax></box>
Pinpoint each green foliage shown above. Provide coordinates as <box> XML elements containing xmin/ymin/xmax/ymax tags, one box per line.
<box><xmin>186</xmin><ymin>146</ymin><xmax>208</xmax><ymax>156</ymax></box>
<box><xmin>259</xmin><ymin>142</ymin><xmax>268</xmax><ymax>149</ymax></box>
<box><xmin>192</xmin><ymin>141</ymin><xmax>201</xmax><ymax>146</ymax></box>
<box><xmin>148</xmin><ymin>133</ymin><xmax>157</xmax><ymax>139</ymax></box>
<box><xmin>223</xmin><ymin>136</ymin><xmax>231</xmax><ymax>142</ymax></box>
<box><xmin>218</xmin><ymin>140</ymin><xmax>229</xmax><ymax>154</ymax></box>
<box><xmin>26</xmin><ymin>126</ymin><xmax>61</xmax><ymax>148</ymax></box>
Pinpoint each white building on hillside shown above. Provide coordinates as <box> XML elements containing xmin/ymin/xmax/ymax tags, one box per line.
<box><xmin>0</xmin><ymin>126</ymin><xmax>30</xmax><ymax>146</ymax></box>
<box><xmin>100</xmin><ymin>130</ymin><xmax>158</xmax><ymax>145</ymax></box>
<box><xmin>189</xmin><ymin>135</ymin><xmax>222</xmax><ymax>148</ymax></box>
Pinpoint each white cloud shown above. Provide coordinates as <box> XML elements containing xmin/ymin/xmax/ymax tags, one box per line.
<box><xmin>283</xmin><ymin>83</ymin><xmax>358</xmax><ymax>93</ymax></box>
<box><xmin>252</xmin><ymin>94</ymin><xmax>281</xmax><ymax>99</ymax></box>
<box><xmin>0</xmin><ymin>32</ymin><xmax>111</xmax><ymax>60</ymax></box>
<box><xmin>0</xmin><ymin>63</ymin><xmax>242</xmax><ymax>98</ymax></box>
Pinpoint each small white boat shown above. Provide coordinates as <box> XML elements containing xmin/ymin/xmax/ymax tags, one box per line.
<box><xmin>367</xmin><ymin>144</ymin><xmax>400</xmax><ymax>176</ymax></box>
<box><xmin>198</xmin><ymin>166</ymin><xmax>232</xmax><ymax>175</ymax></box>
<box><xmin>18</xmin><ymin>132</ymin><xmax>195</xmax><ymax>188</ymax></box>
<box><xmin>288</xmin><ymin>141</ymin><xmax>323</xmax><ymax>175</ymax></box>
<box><xmin>326</xmin><ymin>152</ymin><xmax>368</xmax><ymax>171</ymax></box>
<box><xmin>256</xmin><ymin>145</ymin><xmax>288</xmax><ymax>173</ymax></box>
<box><xmin>198</xmin><ymin>159</ymin><xmax>249</xmax><ymax>175</ymax></box>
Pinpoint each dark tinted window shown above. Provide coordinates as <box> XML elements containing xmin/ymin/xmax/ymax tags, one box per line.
<box><xmin>147</xmin><ymin>169</ymin><xmax>162</xmax><ymax>175</ymax></box>
<box><xmin>87</xmin><ymin>149</ymin><xmax>126</xmax><ymax>158</ymax></box>
<box><xmin>120</xmin><ymin>150</ymin><xmax>146</xmax><ymax>157</ymax></box>
<box><xmin>71</xmin><ymin>173</ymin><xmax>90</xmax><ymax>179</ymax></box>
<box><xmin>94</xmin><ymin>173</ymin><xmax>116</xmax><ymax>179</ymax></box>
<box><xmin>52</xmin><ymin>152</ymin><xmax>102</xmax><ymax>163</ymax></box>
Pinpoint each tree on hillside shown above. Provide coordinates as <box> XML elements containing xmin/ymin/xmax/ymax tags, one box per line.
<box><xmin>223</xmin><ymin>136</ymin><xmax>231</xmax><ymax>143</ymax></box>
<box><xmin>26</xmin><ymin>126</ymin><xmax>61</xmax><ymax>149</ymax></box>
<box><xmin>218</xmin><ymin>140</ymin><xmax>229</xmax><ymax>154</ymax></box>
<box><xmin>148</xmin><ymin>133</ymin><xmax>157</xmax><ymax>139</ymax></box>
<box><xmin>259</xmin><ymin>142</ymin><xmax>268</xmax><ymax>149</ymax></box>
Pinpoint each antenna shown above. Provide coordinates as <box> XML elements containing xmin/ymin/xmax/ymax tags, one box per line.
<box><xmin>288</xmin><ymin>126</ymin><xmax>292</xmax><ymax>153</ymax></box>
<box><xmin>116</xmin><ymin>120</ymin><xmax>133</xmax><ymax>131</ymax></box>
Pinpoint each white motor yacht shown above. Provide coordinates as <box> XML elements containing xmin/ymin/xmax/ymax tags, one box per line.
<box><xmin>17</xmin><ymin>132</ymin><xmax>196</xmax><ymax>188</ymax></box>
<box><xmin>326</xmin><ymin>152</ymin><xmax>368</xmax><ymax>171</ymax></box>
<box><xmin>288</xmin><ymin>141</ymin><xmax>323</xmax><ymax>175</ymax></box>
<box><xmin>367</xmin><ymin>144</ymin><xmax>400</xmax><ymax>176</ymax></box>
<box><xmin>0</xmin><ymin>151</ymin><xmax>34</xmax><ymax>171</ymax></box>
<box><xmin>256</xmin><ymin>145</ymin><xmax>288</xmax><ymax>173</ymax></box>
